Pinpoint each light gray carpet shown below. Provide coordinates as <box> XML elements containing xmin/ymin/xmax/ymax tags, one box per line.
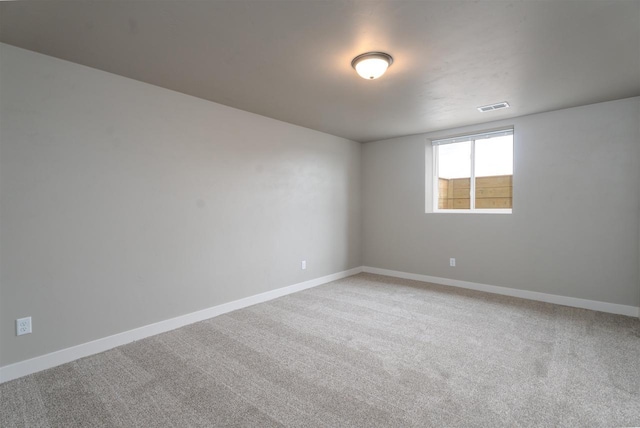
<box><xmin>2</xmin><ymin>273</ymin><xmax>639</xmax><ymax>427</ymax></box>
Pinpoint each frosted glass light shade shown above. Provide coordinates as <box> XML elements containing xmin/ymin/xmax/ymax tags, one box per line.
<box><xmin>351</xmin><ymin>52</ymin><xmax>393</xmax><ymax>80</ymax></box>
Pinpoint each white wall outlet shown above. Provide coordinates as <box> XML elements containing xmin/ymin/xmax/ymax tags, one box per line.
<box><xmin>16</xmin><ymin>317</ymin><xmax>32</xmax><ymax>336</ymax></box>
<box><xmin>301</xmin><ymin>260</ymin><xmax>307</xmax><ymax>270</ymax></box>
<box><xmin>449</xmin><ymin>258</ymin><xmax>456</xmax><ymax>267</ymax></box>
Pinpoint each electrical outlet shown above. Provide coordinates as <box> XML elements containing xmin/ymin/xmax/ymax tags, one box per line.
<box><xmin>16</xmin><ymin>317</ymin><xmax>32</xmax><ymax>336</ymax></box>
<box><xmin>449</xmin><ymin>258</ymin><xmax>456</xmax><ymax>267</ymax></box>
<box><xmin>301</xmin><ymin>260</ymin><xmax>307</xmax><ymax>270</ymax></box>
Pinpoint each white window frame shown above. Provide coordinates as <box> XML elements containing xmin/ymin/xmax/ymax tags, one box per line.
<box><xmin>431</xmin><ymin>128</ymin><xmax>513</xmax><ymax>214</ymax></box>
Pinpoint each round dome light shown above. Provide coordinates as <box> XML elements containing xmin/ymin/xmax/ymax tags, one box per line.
<box><xmin>351</xmin><ymin>52</ymin><xmax>394</xmax><ymax>80</ymax></box>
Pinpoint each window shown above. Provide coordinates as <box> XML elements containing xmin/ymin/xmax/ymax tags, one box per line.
<box><xmin>432</xmin><ymin>128</ymin><xmax>513</xmax><ymax>213</ymax></box>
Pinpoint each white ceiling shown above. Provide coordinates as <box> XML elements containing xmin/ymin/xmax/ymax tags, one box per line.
<box><xmin>1</xmin><ymin>1</ymin><xmax>639</xmax><ymax>142</ymax></box>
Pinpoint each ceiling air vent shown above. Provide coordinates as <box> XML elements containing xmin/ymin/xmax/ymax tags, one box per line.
<box><xmin>477</xmin><ymin>102</ymin><xmax>510</xmax><ymax>112</ymax></box>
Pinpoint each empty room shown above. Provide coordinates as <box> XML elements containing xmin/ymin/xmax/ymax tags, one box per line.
<box><xmin>1</xmin><ymin>1</ymin><xmax>639</xmax><ymax>427</ymax></box>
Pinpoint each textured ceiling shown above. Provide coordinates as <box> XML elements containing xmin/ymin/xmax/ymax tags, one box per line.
<box><xmin>1</xmin><ymin>1</ymin><xmax>639</xmax><ymax>142</ymax></box>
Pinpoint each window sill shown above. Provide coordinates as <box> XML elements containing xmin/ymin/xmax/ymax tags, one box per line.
<box><xmin>429</xmin><ymin>209</ymin><xmax>512</xmax><ymax>214</ymax></box>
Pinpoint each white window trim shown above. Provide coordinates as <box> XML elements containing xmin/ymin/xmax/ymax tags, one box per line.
<box><xmin>430</xmin><ymin>127</ymin><xmax>513</xmax><ymax>214</ymax></box>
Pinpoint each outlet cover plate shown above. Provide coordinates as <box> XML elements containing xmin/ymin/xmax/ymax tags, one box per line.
<box><xmin>16</xmin><ymin>317</ymin><xmax>32</xmax><ymax>336</ymax></box>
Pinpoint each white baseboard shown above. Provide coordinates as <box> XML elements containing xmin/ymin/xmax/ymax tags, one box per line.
<box><xmin>3</xmin><ymin>265</ymin><xmax>636</xmax><ymax>383</ymax></box>
<box><xmin>0</xmin><ymin>267</ymin><xmax>363</xmax><ymax>384</ymax></box>
<box><xmin>362</xmin><ymin>266</ymin><xmax>640</xmax><ymax>318</ymax></box>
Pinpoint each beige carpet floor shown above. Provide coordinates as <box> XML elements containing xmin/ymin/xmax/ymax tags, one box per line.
<box><xmin>1</xmin><ymin>273</ymin><xmax>639</xmax><ymax>427</ymax></box>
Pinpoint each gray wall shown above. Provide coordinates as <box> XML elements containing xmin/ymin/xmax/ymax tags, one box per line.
<box><xmin>0</xmin><ymin>44</ymin><xmax>361</xmax><ymax>366</ymax></box>
<box><xmin>363</xmin><ymin>97</ymin><xmax>640</xmax><ymax>307</ymax></box>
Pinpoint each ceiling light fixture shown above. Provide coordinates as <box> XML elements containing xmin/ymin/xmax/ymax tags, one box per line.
<box><xmin>351</xmin><ymin>52</ymin><xmax>393</xmax><ymax>80</ymax></box>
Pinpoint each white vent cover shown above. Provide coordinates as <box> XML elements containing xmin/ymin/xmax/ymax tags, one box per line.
<box><xmin>477</xmin><ymin>102</ymin><xmax>510</xmax><ymax>112</ymax></box>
